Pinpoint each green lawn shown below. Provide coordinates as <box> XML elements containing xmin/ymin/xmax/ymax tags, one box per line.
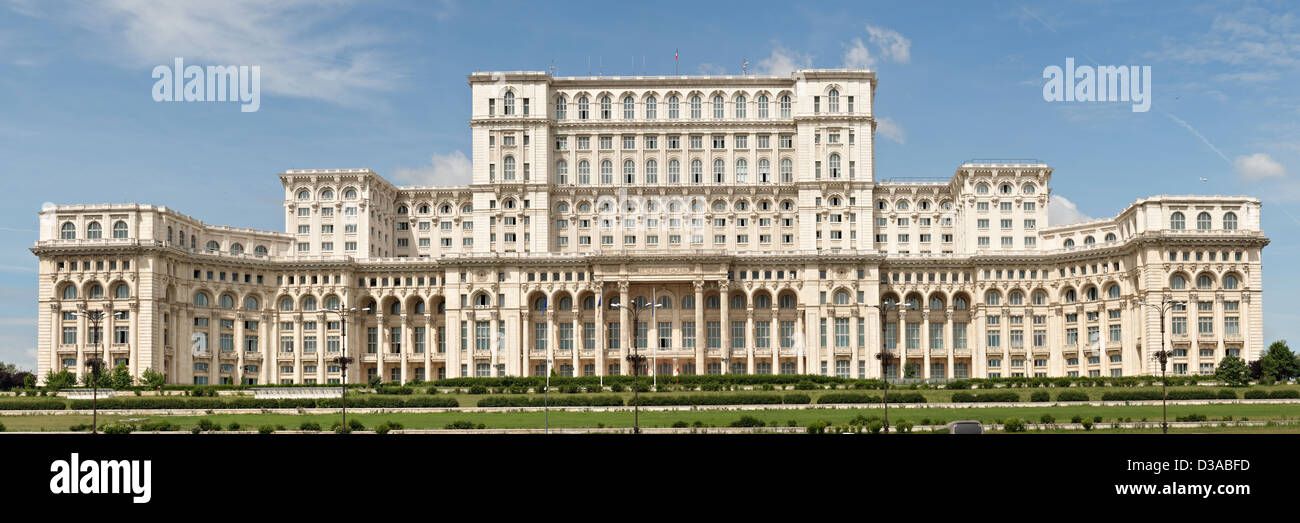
<box><xmin>6</xmin><ymin>401</ymin><xmax>1300</xmax><ymax>432</ymax></box>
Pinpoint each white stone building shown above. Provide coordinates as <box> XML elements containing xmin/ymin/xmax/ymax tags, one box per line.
<box><xmin>32</xmin><ymin>69</ymin><xmax>1268</xmax><ymax>384</ymax></box>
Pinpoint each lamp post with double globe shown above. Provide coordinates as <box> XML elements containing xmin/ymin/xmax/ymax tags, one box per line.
<box><xmin>1138</xmin><ymin>295</ymin><xmax>1185</xmax><ymax>434</ymax></box>
<box><xmin>76</xmin><ymin>305</ymin><xmax>126</xmax><ymax>435</ymax></box>
<box><xmin>328</xmin><ymin>305</ymin><xmax>366</xmax><ymax>432</ymax></box>
<box><xmin>868</xmin><ymin>298</ymin><xmax>914</xmax><ymax>433</ymax></box>
<box><xmin>612</xmin><ymin>296</ymin><xmax>661</xmax><ymax>434</ymax></box>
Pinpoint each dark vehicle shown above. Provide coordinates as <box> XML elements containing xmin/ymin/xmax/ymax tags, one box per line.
<box><xmin>947</xmin><ymin>420</ymin><xmax>983</xmax><ymax>434</ymax></box>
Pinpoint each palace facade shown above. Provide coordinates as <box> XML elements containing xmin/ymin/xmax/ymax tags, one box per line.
<box><xmin>32</xmin><ymin>69</ymin><xmax>1268</xmax><ymax>385</ymax></box>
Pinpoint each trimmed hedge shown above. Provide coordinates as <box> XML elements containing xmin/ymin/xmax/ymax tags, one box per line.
<box><xmin>477</xmin><ymin>395</ymin><xmax>624</xmax><ymax>407</ymax></box>
<box><xmin>816</xmin><ymin>392</ymin><xmax>927</xmax><ymax>404</ymax></box>
<box><xmin>1244</xmin><ymin>389</ymin><xmax>1269</xmax><ymax>399</ymax></box>
<box><xmin>1056</xmin><ymin>391</ymin><xmax>1091</xmax><ymax>402</ymax></box>
<box><xmin>1100</xmin><ymin>390</ymin><xmax>1164</xmax><ymax>401</ymax></box>
<box><xmin>951</xmin><ymin>391</ymin><xmax>1021</xmax><ymax>403</ymax></box>
<box><xmin>0</xmin><ymin>398</ymin><xmax>66</xmax><ymax>410</ymax></box>
<box><xmin>64</xmin><ymin>395</ymin><xmax>458</xmax><ymax>410</ymax></box>
<box><xmin>1269</xmin><ymin>389</ymin><xmax>1300</xmax><ymax>399</ymax></box>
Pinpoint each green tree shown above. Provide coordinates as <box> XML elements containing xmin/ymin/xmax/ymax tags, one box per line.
<box><xmin>23</xmin><ymin>374</ymin><xmax>36</xmax><ymax>389</ymax></box>
<box><xmin>903</xmin><ymin>362</ymin><xmax>921</xmax><ymax>379</ymax></box>
<box><xmin>44</xmin><ymin>369</ymin><xmax>75</xmax><ymax>390</ymax></box>
<box><xmin>107</xmin><ymin>362</ymin><xmax>133</xmax><ymax>389</ymax></box>
<box><xmin>1215</xmin><ymin>355</ymin><xmax>1250</xmax><ymax>386</ymax></box>
<box><xmin>1259</xmin><ymin>340</ymin><xmax>1299</xmax><ymax>382</ymax></box>
<box><xmin>140</xmin><ymin>367</ymin><xmax>166</xmax><ymax>388</ymax></box>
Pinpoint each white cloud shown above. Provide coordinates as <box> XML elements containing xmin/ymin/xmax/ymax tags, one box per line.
<box><xmin>1049</xmin><ymin>195</ymin><xmax>1092</xmax><ymax>226</ymax></box>
<box><xmin>756</xmin><ymin>44</ymin><xmax>813</xmax><ymax>76</ymax></box>
<box><xmin>844</xmin><ymin>38</ymin><xmax>873</xmax><ymax>69</ymax></box>
<box><xmin>32</xmin><ymin>0</ymin><xmax>408</xmax><ymax>107</ymax></box>
<box><xmin>865</xmin><ymin>25</ymin><xmax>911</xmax><ymax>64</ymax></box>
<box><xmin>875</xmin><ymin>117</ymin><xmax>905</xmax><ymax>144</ymax></box>
<box><xmin>1234</xmin><ymin>153</ymin><xmax>1288</xmax><ymax>181</ymax></box>
<box><xmin>392</xmin><ymin>150</ymin><xmax>472</xmax><ymax>186</ymax></box>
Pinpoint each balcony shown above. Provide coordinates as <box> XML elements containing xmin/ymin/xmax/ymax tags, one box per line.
<box><xmin>382</xmin><ymin>353</ymin><xmax>402</xmax><ymax>362</ymax></box>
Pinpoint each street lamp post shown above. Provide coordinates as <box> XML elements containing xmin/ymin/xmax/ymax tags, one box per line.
<box><xmin>1139</xmin><ymin>296</ymin><xmax>1183</xmax><ymax>434</ymax></box>
<box><xmin>76</xmin><ymin>306</ymin><xmax>125</xmax><ymax>435</ymax></box>
<box><xmin>868</xmin><ymin>298</ymin><xmax>913</xmax><ymax>434</ymax></box>
<box><xmin>612</xmin><ymin>296</ymin><xmax>660</xmax><ymax>434</ymax></box>
<box><xmin>329</xmin><ymin>306</ymin><xmax>364</xmax><ymax>432</ymax></box>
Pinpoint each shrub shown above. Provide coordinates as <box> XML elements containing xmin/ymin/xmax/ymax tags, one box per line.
<box><xmin>865</xmin><ymin>419</ymin><xmax>884</xmax><ymax>434</ymax></box>
<box><xmin>1101</xmin><ymin>390</ymin><xmax>1163</xmax><ymax>401</ymax></box>
<box><xmin>468</xmin><ymin>385</ymin><xmax>488</xmax><ymax>395</ymax></box>
<box><xmin>584</xmin><ymin>384</ymin><xmax>603</xmax><ymax>393</ymax></box>
<box><xmin>1039</xmin><ymin>413</ymin><xmax>1056</xmax><ymax>424</ymax></box>
<box><xmin>944</xmin><ymin>379</ymin><xmax>971</xmax><ymax>390</ymax></box>
<box><xmin>1070</xmin><ymin>415</ymin><xmax>1083</xmax><ymax>423</ymax></box>
<box><xmin>781</xmin><ymin>393</ymin><xmax>811</xmax><ymax>404</ymax></box>
<box><xmin>258</xmin><ymin>425</ymin><xmax>276</xmax><ymax>434</ymax></box>
<box><xmin>478</xmin><ymin>395</ymin><xmax>623</xmax><ymax>407</ymax></box>
<box><xmin>729</xmin><ymin>416</ymin><xmax>765</xmax><ymax>427</ymax></box>
<box><xmin>1217</xmin><ymin>389</ymin><xmax>1239</xmax><ymax>399</ymax></box>
<box><xmin>138</xmin><ymin>420</ymin><xmax>180</xmax><ymax>432</ymax></box>
<box><xmin>609</xmin><ymin>383</ymin><xmax>625</xmax><ymax>392</ymax></box>
<box><xmin>0</xmin><ymin>422</ymin><xmax>4</xmax><ymax>432</ymax></box>
<box><xmin>444</xmin><ymin>420</ymin><xmax>478</xmax><ymax>430</ymax></box>
<box><xmin>1030</xmin><ymin>391</ymin><xmax>1050</xmax><ymax>402</ymax></box>
<box><xmin>1176</xmin><ymin>413</ymin><xmax>1208</xmax><ymax>422</ymax></box>
<box><xmin>671</xmin><ymin>421</ymin><xmax>689</xmax><ymax>428</ymax></box>
<box><xmin>349</xmin><ymin>419</ymin><xmax>365</xmax><ymax>432</ymax></box>
<box><xmin>794</xmin><ymin>380</ymin><xmax>820</xmax><ymax>390</ymax></box>
<box><xmin>196</xmin><ymin>418</ymin><xmax>220</xmax><ymax>432</ymax></box>
<box><xmin>299</xmin><ymin>421</ymin><xmax>321</xmax><ymax>431</ymax></box>
<box><xmin>1057</xmin><ymin>390</ymin><xmax>1090</xmax><ymax>402</ymax></box>
<box><xmin>374</xmin><ymin>421</ymin><xmax>403</xmax><ymax>434</ymax></box>
<box><xmin>1002</xmin><ymin>418</ymin><xmax>1026</xmax><ymax>432</ymax></box>
<box><xmin>102</xmin><ymin>424</ymin><xmax>134</xmax><ymax>434</ymax></box>
<box><xmin>1093</xmin><ymin>415</ymin><xmax>1103</xmax><ymax>423</ymax></box>
<box><xmin>1244</xmin><ymin>389</ymin><xmax>1269</xmax><ymax>399</ymax></box>
<box><xmin>226</xmin><ymin>421</ymin><xmax>241</xmax><ymax>431</ymax></box>
<box><xmin>1082</xmin><ymin>419</ymin><xmax>1094</xmax><ymax>430</ymax></box>
<box><xmin>1268</xmin><ymin>389</ymin><xmax>1300</xmax><ymax>399</ymax></box>
<box><xmin>951</xmin><ymin>391</ymin><xmax>1019</xmax><ymax>403</ymax></box>
<box><xmin>894</xmin><ymin>419</ymin><xmax>914</xmax><ymax>433</ymax></box>
<box><xmin>817</xmin><ymin>392</ymin><xmax>926</xmax><ymax>404</ymax></box>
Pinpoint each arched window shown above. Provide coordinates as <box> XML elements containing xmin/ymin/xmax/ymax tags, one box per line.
<box><xmin>1223</xmin><ymin>274</ymin><xmax>1239</xmax><ymax>290</ymax></box>
<box><xmin>389</xmin><ymin>301</ymin><xmax>401</xmax><ymax>315</ymax></box>
<box><xmin>1197</xmin><ymin>212</ymin><xmax>1212</xmax><ymax>230</ymax></box>
<box><xmin>582</xmin><ymin>296</ymin><xmax>595</xmax><ymax>310</ymax></box>
<box><xmin>1170</xmin><ymin>274</ymin><xmax>1187</xmax><ymax>290</ymax></box>
<box><xmin>1084</xmin><ymin>236</ymin><xmax>1096</xmax><ymax>245</ymax></box>
<box><xmin>645</xmin><ymin>159</ymin><xmax>658</xmax><ymax>184</ymax></box>
<box><xmin>577</xmin><ymin>160</ymin><xmax>591</xmax><ymax>185</ymax></box>
<box><xmin>88</xmin><ymin>284</ymin><xmax>103</xmax><ymax>299</ymax></box>
<box><xmin>985</xmin><ymin>291</ymin><xmax>1000</xmax><ymax>306</ymax></box>
<box><xmin>667</xmin><ymin>159</ymin><xmax>680</xmax><ymax>184</ymax></box>
<box><xmin>1107</xmin><ymin>285</ymin><xmax>1121</xmax><ymax>299</ymax></box>
<box><xmin>1032</xmin><ymin>291</ymin><xmax>1047</xmax><ymax>305</ymax></box>
<box><xmin>780</xmin><ymin>94</ymin><xmax>792</xmax><ymax>118</ymax></box>
<box><xmin>244</xmin><ymin>296</ymin><xmax>260</xmax><ymax>310</ymax></box>
<box><xmin>735</xmin><ymin>95</ymin><xmax>746</xmax><ymax>118</ymax></box>
<box><xmin>60</xmin><ymin>222</ymin><xmax>76</xmax><ymax>240</ymax></box>
<box><xmin>779</xmin><ymin>294</ymin><xmax>795</xmax><ymax>308</ymax></box>
<box><xmin>730</xmin><ymin>295</ymin><xmax>746</xmax><ymax>309</ymax></box>
<box><xmin>623</xmin><ymin>96</ymin><xmax>634</xmax><ymax>119</ymax></box>
<box><xmin>343</xmin><ymin>188</ymin><xmax>358</xmax><ymax>200</ymax></box>
<box><xmin>503</xmin><ymin>156</ymin><xmax>516</xmax><ymax>180</ymax></box>
<box><xmin>63</xmin><ymin>285</ymin><xmax>77</xmax><ymax>300</ymax></box>
<box><xmin>1064</xmin><ymin>239</ymin><xmax>1075</xmax><ymax>248</ymax></box>
<box><xmin>780</xmin><ymin>159</ymin><xmax>793</xmax><ymax>183</ymax></box>
<box><xmin>607</xmin><ymin>296</ymin><xmax>620</xmax><ymax>310</ymax></box>
<box><xmin>600</xmin><ymin>160</ymin><xmax>613</xmax><ymax>184</ymax></box>
<box><xmin>758</xmin><ymin>159</ymin><xmax>770</xmax><ymax>183</ymax></box>
<box><xmin>254</xmin><ymin>245</ymin><xmax>268</xmax><ymax>256</ymax></box>
<box><xmin>114</xmin><ymin>283</ymin><xmax>129</xmax><ymax>299</ymax></box>
<box><xmin>657</xmin><ymin>295</ymin><xmax>673</xmax><ymax>309</ymax></box>
<box><xmin>1223</xmin><ymin>212</ymin><xmax>1238</xmax><ymax>230</ymax></box>
<box><xmin>927</xmin><ymin>297</ymin><xmax>942</xmax><ymax>310</ymax></box>
<box><xmin>690</xmin><ymin>95</ymin><xmax>702</xmax><ymax>118</ymax></box>
<box><xmin>1009</xmin><ymin>291</ymin><xmax>1024</xmax><ymax>305</ymax></box>
<box><xmin>1023</xmin><ymin>184</ymin><xmax>1036</xmax><ymax>195</ymax></box>
<box><xmin>577</xmin><ymin>96</ymin><xmax>589</xmax><ymax>119</ymax></box>
<box><xmin>896</xmin><ymin>201</ymin><xmax>909</xmax><ymax>211</ymax></box>
<box><xmin>553</xmin><ymin>160</ymin><xmax>569</xmax><ymax>184</ymax></box>
<box><xmin>475</xmin><ymin>294</ymin><xmax>491</xmax><ymax>307</ymax></box>
<box><xmin>667</xmin><ymin>95</ymin><xmax>679</xmax><ymax>118</ymax></box>
<box><xmin>954</xmin><ymin>296</ymin><xmax>968</xmax><ymax>310</ymax></box>
<box><xmin>297</xmin><ymin>189</ymin><xmax>310</xmax><ymax>200</ymax></box>
<box><xmin>1064</xmin><ymin>289</ymin><xmax>1077</xmax><ymax>303</ymax></box>
<box><xmin>1085</xmin><ymin>287</ymin><xmax>1098</xmax><ymax>301</ymax></box>
<box><xmin>555</xmin><ymin>97</ymin><xmax>567</xmax><ymax>119</ymax></box>
<box><xmin>833</xmin><ymin>291</ymin><xmax>850</xmax><ymax>305</ymax></box>
<box><xmin>682</xmin><ymin>295</ymin><xmax>696</xmax><ymax>309</ymax></box>
<box><xmin>829</xmin><ymin>153</ymin><xmax>840</xmax><ymax>178</ymax></box>
<box><xmin>712</xmin><ymin>95</ymin><xmax>725</xmax><ymax>118</ymax></box>
<box><xmin>534</xmin><ymin>297</ymin><xmax>547</xmax><ymax>311</ymax></box>
<box><xmin>320</xmin><ymin>189</ymin><xmax>333</xmax><ymax>200</ymax></box>
<box><xmin>712</xmin><ymin>159</ymin><xmax>725</xmax><ymax>183</ymax></box>
<box><xmin>600</xmin><ymin>96</ymin><xmax>612</xmax><ymax>119</ymax></box>
<box><xmin>976</xmin><ymin>183</ymin><xmax>989</xmax><ymax>194</ymax></box>
<box><xmin>905</xmin><ymin>296</ymin><xmax>921</xmax><ymax>310</ymax></box>
<box><xmin>558</xmin><ymin>296</ymin><xmax>573</xmax><ymax>310</ymax></box>
<box><xmin>1170</xmin><ymin>212</ymin><xmax>1185</xmax><ymax>230</ymax></box>
<box><xmin>1197</xmin><ymin>274</ymin><xmax>1213</xmax><ymax>290</ymax></box>
<box><xmin>645</xmin><ymin>96</ymin><xmax>656</xmax><ymax>118</ymax></box>
<box><xmin>219</xmin><ymin>295</ymin><xmax>235</xmax><ymax>309</ymax></box>
<box><xmin>757</xmin><ymin>95</ymin><xmax>769</xmax><ymax>118</ymax></box>
<box><xmin>397</xmin><ymin>205</ymin><xmax>408</xmax><ymax>214</ymax></box>
<box><xmin>326</xmin><ymin>296</ymin><xmax>340</xmax><ymax>311</ymax></box>
<box><xmin>827</xmin><ymin>89</ymin><xmax>839</xmax><ymax>112</ymax></box>
<box><xmin>705</xmin><ymin>295</ymin><xmax>720</xmax><ymax>309</ymax></box>
<box><xmin>230</xmin><ymin>243</ymin><xmax>243</xmax><ymax>255</ymax></box>
<box><xmin>206</xmin><ymin>240</ymin><xmax>220</xmax><ymax>251</ymax></box>
<box><xmin>86</xmin><ymin>222</ymin><xmax>101</xmax><ymax>239</ymax></box>
<box><xmin>1105</xmin><ymin>233</ymin><xmax>1117</xmax><ymax>242</ymax></box>
<box><xmin>503</xmin><ymin>91</ymin><xmax>515</xmax><ymax>115</ymax></box>
<box><xmin>753</xmin><ymin>294</ymin><xmax>770</xmax><ymax>308</ymax></box>
<box><xmin>735</xmin><ymin>159</ymin><xmax>747</xmax><ymax>183</ymax></box>
<box><xmin>1000</xmin><ymin>183</ymin><xmax>1013</xmax><ymax>195</ymax></box>
<box><xmin>194</xmin><ymin>292</ymin><xmax>210</xmax><ymax>307</ymax></box>
<box><xmin>623</xmin><ymin>159</ymin><xmax>635</xmax><ymax>184</ymax></box>
<box><xmin>279</xmin><ymin>297</ymin><xmax>294</xmax><ymax>311</ymax></box>
<box><xmin>302</xmin><ymin>296</ymin><xmax>317</xmax><ymax>312</ymax></box>
<box><xmin>112</xmin><ymin>221</ymin><xmax>128</xmax><ymax>239</ymax></box>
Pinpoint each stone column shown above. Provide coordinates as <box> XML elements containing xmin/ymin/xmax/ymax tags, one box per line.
<box><xmin>770</xmin><ymin>308</ymin><xmax>779</xmax><ymax>375</ymax></box>
<box><xmin>423</xmin><ymin>312</ymin><xmax>433</xmax><ymax>382</ymax></box>
<box><xmin>694</xmin><ymin>281</ymin><xmax>705</xmax><ymax>374</ymax></box>
<box><xmin>261</xmin><ymin>312</ymin><xmax>273</xmax><ymax>385</ymax></box>
<box><xmin>374</xmin><ymin>313</ymin><xmax>385</xmax><ymax>384</ymax></box>
<box><xmin>595</xmin><ymin>290</ymin><xmax>605</xmax><ymax>376</ymax></box>
<box><xmin>316</xmin><ymin>312</ymin><xmax>328</xmax><ymax>383</ymax></box>
<box><xmin>235</xmin><ymin>312</ymin><xmax>246</xmax><ymax>385</ymax></box>
<box><xmin>293</xmin><ymin>312</ymin><xmax>304</xmax><ymax>383</ymax></box>
<box><xmin>795</xmin><ymin>307</ymin><xmax>806</xmax><ymax>374</ymax></box>
<box><xmin>719</xmin><ymin>283</ymin><xmax>730</xmax><ymax>373</ymax></box>
<box><xmin>944</xmin><ymin>310</ymin><xmax>954</xmax><ymax>379</ymax></box>
<box><xmin>896</xmin><ymin>309</ymin><xmax>907</xmax><ymax>379</ymax></box>
<box><xmin>745</xmin><ymin>308</ymin><xmax>755</xmax><ymax>374</ymax></box>
<box><xmin>921</xmin><ymin>310</ymin><xmax>931</xmax><ymax>380</ymax></box>
<box><xmin>619</xmin><ymin>282</ymin><xmax>630</xmax><ymax>372</ymax></box>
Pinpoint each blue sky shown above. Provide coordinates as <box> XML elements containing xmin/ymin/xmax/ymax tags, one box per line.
<box><xmin>1</xmin><ymin>0</ymin><xmax>1298</xmax><ymax>370</ymax></box>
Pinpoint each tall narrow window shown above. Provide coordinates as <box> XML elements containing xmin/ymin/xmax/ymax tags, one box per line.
<box><xmin>779</xmin><ymin>95</ymin><xmax>791</xmax><ymax>118</ymax></box>
<box><xmin>503</xmin><ymin>92</ymin><xmax>515</xmax><ymax>115</ymax></box>
<box><xmin>555</xmin><ymin>97</ymin><xmax>566</xmax><ymax>119</ymax></box>
<box><xmin>828</xmin><ymin>89</ymin><xmax>839</xmax><ymax>112</ymax></box>
<box><xmin>735</xmin><ymin>95</ymin><xmax>746</xmax><ymax>118</ymax></box>
<box><xmin>757</xmin><ymin>95</ymin><xmax>769</xmax><ymax>118</ymax></box>
<box><xmin>623</xmin><ymin>96</ymin><xmax>635</xmax><ymax>119</ymax></box>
